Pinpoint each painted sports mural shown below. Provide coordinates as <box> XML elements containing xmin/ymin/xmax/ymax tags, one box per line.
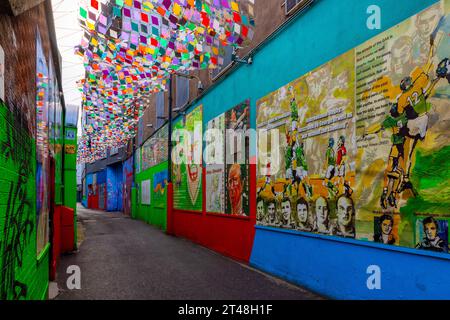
<box><xmin>142</xmin><ymin>123</ymin><xmax>168</xmax><ymax>171</ymax></box>
<box><xmin>257</xmin><ymin>0</ymin><xmax>450</xmax><ymax>253</ymax></box>
<box><xmin>172</xmin><ymin>105</ymin><xmax>203</xmax><ymax>211</ymax></box>
<box><xmin>206</xmin><ymin>113</ymin><xmax>226</xmax><ymax>213</ymax></box>
<box><xmin>205</xmin><ymin>101</ymin><xmax>250</xmax><ymax>216</ymax></box>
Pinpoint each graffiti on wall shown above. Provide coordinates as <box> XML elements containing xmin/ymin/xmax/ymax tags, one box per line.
<box><xmin>172</xmin><ymin>105</ymin><xmax>203</xmax><ymax>211</ymax></box>
<box><xmin>256</xmin><ymin>0</ymin><xmax>450</xmax><ymax>253</ymax></box>
<box><xmin>0</xmin><ymin>100</ymin><xmax>35</xmax><ymax>299</ymax></box>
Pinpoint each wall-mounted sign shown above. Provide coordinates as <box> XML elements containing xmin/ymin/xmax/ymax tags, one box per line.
<box><xmin>141</xmin><ymin>179</ymin><xmax>151</xmax><ymax>205</ymax></box>
<box><xmin>65</xmin><ymin>129</ymin><xmax>76</xmax><ymax>140</ymax></box>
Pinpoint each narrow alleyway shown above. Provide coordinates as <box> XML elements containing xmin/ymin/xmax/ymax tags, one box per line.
<box><xmin>54</xmin><ymin>205</ymin><xmax>321</xmax><ymax>300</ymax></box>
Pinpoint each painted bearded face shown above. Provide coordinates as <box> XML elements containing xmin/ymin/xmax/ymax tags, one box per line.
<box><xmin>228</xmin><ymin>165</ymin><xmax>243</xmax><ymax>210</ymax></box>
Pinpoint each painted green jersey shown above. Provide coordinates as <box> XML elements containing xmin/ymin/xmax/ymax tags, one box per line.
<box><xmin>326</xmin><ymin>147</ymin><xmax>336</xmax><ymax>166</ymax></box>
<box><xmin>295</xmin><ymin>146</ymin><xmax>308</xmax><ymax>170</ymax></box>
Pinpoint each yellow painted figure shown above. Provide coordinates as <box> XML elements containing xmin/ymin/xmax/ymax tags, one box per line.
<box><xmin>366</xmin><ymin>29</ymin><xmax>450</xmax><ymax>209</ymax></box>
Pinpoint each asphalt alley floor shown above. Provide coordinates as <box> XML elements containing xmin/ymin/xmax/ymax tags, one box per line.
<box><xmin>54</xmin><ymin>204</ymin><xmax>322</xmax><ymax>300</ymax></box>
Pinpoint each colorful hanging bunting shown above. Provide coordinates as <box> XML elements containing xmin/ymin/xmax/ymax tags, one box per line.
<box><xmin>76</xmin><ymin>0</ymin><xmax>255</xmax><ymax>164</ymax></box>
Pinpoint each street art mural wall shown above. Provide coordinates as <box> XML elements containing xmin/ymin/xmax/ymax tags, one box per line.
<box><xmin>356</xmin><ymin>0</ymin><xmax>450</xmax><ymax>252</ymax></box>
<box><xmin>106</xmin><ymin>164</ymin><xmax>123</xmax><ymax>212</ymax></box>
<box><xmin>35</xmin><ymin>30</ymin><xmax>50</xmax><ymax>256</ymax></box>
<box><xmin>205</xmin><ymin>101</ymin><xmax>250</xmax><ymax>216</ymax></box>
<box><xmin>123</xmin><ymin>156</ymin><xmax>134</xmax><ymax>215</ymax></box>
<box><xmin>172</xmin><ymin>105</ymin><xmax>203</xmax><ymax>211</ymax></box>
<box><xmin>153</xmin><ymin>169</ymin><xmax>168</xmax><ymax>208</ymax></box>
<box><xmin>256</xmin><ymin>0</ymin><xmax>450</xmax><ymax>254</ymax></box>
<box><xmin>142</xmin><ymin>124</ymin><xmax>168</xmax><ymax>171</ymax></box>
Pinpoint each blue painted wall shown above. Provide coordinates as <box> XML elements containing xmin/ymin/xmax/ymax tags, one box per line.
<box><xmin>106</xmin><ymin>163</ymin><xmax>123</xmax><ymax>212</ymax></box>
<box><xmin>170</xmin><ymin>0</ymin><xmax>447</xmax><ymax>299</ymax></box>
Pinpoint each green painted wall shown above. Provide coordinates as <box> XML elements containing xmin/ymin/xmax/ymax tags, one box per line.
<box><xmin>135</xmin><ymin>161</ymin><xmax>168</xmax><ymax>231</ymax></box>
<box><xmin>64</xmin><ymin>126</ymin><xmax>78</xmax><ymax>248</ymax></box>
<box><xmin>0</xmin><ymin>101</ymin><xmax>49</xmax><ymax>300</ymax></box>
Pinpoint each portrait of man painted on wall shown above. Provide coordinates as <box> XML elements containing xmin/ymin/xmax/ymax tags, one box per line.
<box><xmin>374</xmin><ymin>214</ymin><xmax>397</xmax><ymax>245</ymax></box>
<box><xmin>296</xmin><ymin>198</ymin><xmax>313</xmax><ymax>232</ymax></box>
<box><xmin>280</xmin><ymin>197</ymin><xmax>293</xmax><ymax>228</ymax></box>
<box><xmin>266</xmin><ymin>199</ymin><xmax>277</xmax><ymax>226</ymax></box>
<box><xmin>333</xmin><ymin>195</ymin><xmax>355</xmax><ymax>238</ymax></box>
<box><xmin>257</xmin><ymin>197</ymin><xmax>266</xmax><ymax>223</ymax></box>
<box><xmin>415</xmin><ymin>217</ymin><xmax>448</xmax><ymax>253</ymax></box>
<box><xmin>226</xmin><ymin>164</ymin><xmax>249</xmax><ymax>216</ymax></box>
<box><xmin>390</xmin><ymin>35</ymin><xmax>415</xmax><ymax>83</ymax></box>
<box><xmin>413</xmin><ymin>5</ymin><xmax>441</xmax><ymax>65</ymax></box>
<box><xmin>314</xmin><ymin>196</ymin><xmax>332</xmax><ymax>235</ymax></box>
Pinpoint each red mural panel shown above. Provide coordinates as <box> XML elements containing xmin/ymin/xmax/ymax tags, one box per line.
<box><xmin>172</xmin><ymin>165</ymin><xmax>257</xmax><ymax>262</ymax></box>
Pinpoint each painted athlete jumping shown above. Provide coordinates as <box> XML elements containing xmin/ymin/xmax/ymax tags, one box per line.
<box><xmin>365</xmin><ymin>20</ymin><xmax>450</xmax><ymax>209</ymax></box>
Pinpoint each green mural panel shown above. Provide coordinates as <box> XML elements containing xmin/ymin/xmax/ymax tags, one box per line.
<box><xmin>135</xmin><ymin>161</ymin><xmax>168</xmax><ymax>230</ymax></box>
<box><xmin>172</xmin><ymin>105</ymin><xmax>203</xmax><ymax>211</ymax></box>
<box><xmin>0</xmin><ymin>101</ymin><xmax>49</xmax><ymax>300</ymax></box>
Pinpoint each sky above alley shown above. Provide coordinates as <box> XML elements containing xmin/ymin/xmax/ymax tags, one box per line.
<box><xmin>52</xmin><ymin>0</ymin><xmax>84</xmax><ymax>134</ymax></box>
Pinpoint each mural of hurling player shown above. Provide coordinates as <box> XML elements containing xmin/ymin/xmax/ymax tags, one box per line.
<box><xmin>285</xmin><ymin>86</ymin><xmax>313</xmax><ymax>198</ymax></box>
<box><xmin>323</xmin><ymin>138</ymin><xmax>339</xmax><ymax>197</ymax></box>
<box><xmin>365</xmin><ymin>21</ymin><xmax>450</xmax><ymax>209</ymax></box>
<box><xmin>374</xmin><ymin>214</ymin><xmax>396</xmax><ymax>245</ymax></box>
<box><xmin>416</xmin><ymin>217</ymin><xmax>447</xmax><ymax>253</ymax></box>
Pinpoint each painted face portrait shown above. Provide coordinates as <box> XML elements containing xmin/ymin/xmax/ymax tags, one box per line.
<box><xmin>381</xmin><ymin>218</ymin><xmax>393</xmax><ymax>235</ymax></box>
<box><xmin>281</xmin><ymin>200</ymin><xmax>291</xmax><ymax>223</ymax></box>
<box><xmin>390</xmin><ymin>36</ymin><xmax>413</xmax><ymax>76</ymax></box>
<box><xmin>337</xmin><ymin>196</ymin><xmax>354</xmax><ymax>227</ymax></box>
<box><xmin>315</xmin><ymin>197</ymin><xmax>329</xmax><ymax>226</ymax></box>
<box><xmin>267</xmin><ymin>202</ymin><xmax>276</xmax><ymax>222</ymax></box>
<box><xmin>228</xmin><ymin>164</ymin><xmax>243</xmax><ymax>214</ymax></box>
<box><xmin>257</xmin><ymin>200</ymin><xmax>264</xmax><ymax>220</ymax></box>
<box><xmin>424</xmin><ymin>222</ymin><xmax>438</xmax><ymax>241</ymax></box>
<box><xmin>297</xmin><ymin>202</ymin><xmax>308</xmax><ymax>224</ymax></box>
<box><xmin>416</xmin><ymin>9</ymin><xmax>440</xmax><ymax>37</ymax></box>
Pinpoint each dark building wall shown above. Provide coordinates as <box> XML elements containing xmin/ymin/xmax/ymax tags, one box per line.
<box><xmin>137</xmin><ymin>0</ymin><xmax>289</xmax><ymax>139</ymax></box>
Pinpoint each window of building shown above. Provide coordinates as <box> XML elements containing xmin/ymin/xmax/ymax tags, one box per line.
<box><xmin>176</xmin><ymin>73</ymin><xmax>190</xmax><ymax>109</ymax></box>
<box><xmin>211</xmin><ymin>45</ymin><xmax>234</xmax><ymax>80</ymax></box>
<box><xmin>156</xmin><ymin>91</ymin><xmax>165</xmax><ymax>129</ymax></box>
<box><xmin>284</xmin><ymin>0</ymin><xmax>314</xmax><ymax>16</ymax></box>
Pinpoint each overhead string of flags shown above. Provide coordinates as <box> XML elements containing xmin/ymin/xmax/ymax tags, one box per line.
<box><xmin>76</xmin><ymin>0</ymin><xmax>255</xmax><ymax>164</ymax></box>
